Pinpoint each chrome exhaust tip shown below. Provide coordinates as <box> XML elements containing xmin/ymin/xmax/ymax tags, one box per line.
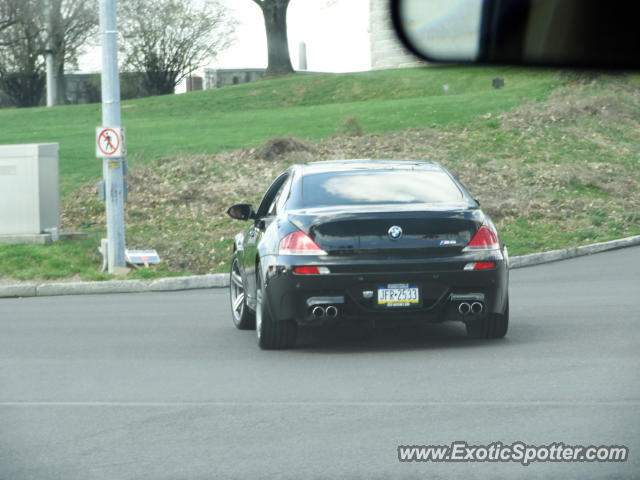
<box><xmin>325</xmin><ymin>305</ymin><xmax>338</xmax><ymax>318</ymax></box>
<box><xmin>471</xmin><ymin>302</ymin><xmax>484</xmax><ymax>314</ymax></box>
<box><xmin>458</xmin><ymin>302</ymin><xmax>471</xmax><ymax>315</ymax></box>
<box><xmin>312</xmin><ymin>306</ymin><xmax>325</xmax><ymax>318</ymax></box>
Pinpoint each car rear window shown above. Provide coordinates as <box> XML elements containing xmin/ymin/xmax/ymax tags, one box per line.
<box><xmin>301</xmin><ymin>169</ymin><xmax>465</xmax><ymax>207</ymax></box>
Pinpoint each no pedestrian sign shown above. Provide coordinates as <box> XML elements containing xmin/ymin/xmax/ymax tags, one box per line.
<box><xmin>96</xmin><ymin>127</ymin><xmax>126</xmax><ymax>158</ymax></box>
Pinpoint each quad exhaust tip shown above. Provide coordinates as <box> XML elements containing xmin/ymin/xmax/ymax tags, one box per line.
<box><xmin>325</xmin><ymin>305</ymin><xmax>338</xmax><ymax>318</ymax></box>
<box><xmin>310</xmin><ymin>305</ymin><xmax>338</xmax><ymax>318</ymax></box>
<box><xmin>458</xmin><ymin>302</ymin><xmax>471</xmax><ymax>315</ymax></box>
<box><xmin>471</xmin><ymin>302</ymin><xmax>484</xmax><ymax>314</ymax></box>
<box><xmin>458</xmin><ymin>301</ymin><xmax>484</xmax><ymax>315</ymax></box>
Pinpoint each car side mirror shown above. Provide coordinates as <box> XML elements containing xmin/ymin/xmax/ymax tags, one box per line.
<box><xmin>226</xmin><ymin>203</ymin><xmax>256</xmax><ymax>221</ymax></box>
<box><xmin>390</xmin><ymin>0</ymin><xmax>640</xmax><ymax>68</ymax></box>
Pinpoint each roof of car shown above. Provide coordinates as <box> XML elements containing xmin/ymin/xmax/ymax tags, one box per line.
<box><xmin>300</xmin><ymin>159</ymin><xmax>444</xmax><ymax>174</ymax></box>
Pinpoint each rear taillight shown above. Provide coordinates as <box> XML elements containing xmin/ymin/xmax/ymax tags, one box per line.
<box><xmin>464</xmin><ymin>261</ymin><xmax>496</xmax><ymax>271</ymax></box>
<box><xmin>463</xmin><ymin>225</ymin><xmax>499</xmax><ymax>251</ymax></box>
<box><xmin>293</xmin><ymin>266</ymin><xmax>330</xmax><ymax>275</ymax></box>
<box><xmin>279</xmin><ymin>230</ymin><xmax>327</xmax><ymax>256</ymax></box>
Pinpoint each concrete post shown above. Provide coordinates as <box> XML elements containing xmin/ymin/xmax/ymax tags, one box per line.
<box><xmin>298</xmin><ymin>42</ymin><xmax>308</xmax><ymax>70</ymax></box>
<box><xmin>46</xmin><ymin>54</ymin><xmax>56</xmax><ymax>107</ymax></box>
<box><xmin>46</xmin><ymin>0</ymin><xmax>56</xmax><ymax>107</ymax></box>
<box><xmin>99</xmin><ymin>0</ymin><xmax>126</xmax><ymax>273</ymax></box>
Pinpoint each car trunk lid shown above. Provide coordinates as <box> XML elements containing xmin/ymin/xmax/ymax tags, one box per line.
<box><xmin>288</xmin><ymin>205</ymin><xmax>481</xmax><ymax>256</ymax></box>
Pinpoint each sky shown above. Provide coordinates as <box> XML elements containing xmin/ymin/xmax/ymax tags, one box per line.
<box><xmin>78</xmin><ymin>0</ymin><xmax>372</xmax><ymax>77</ymax></box>
<box><xmin>217</xmin><ymin>0</ymin><xmax>371</xmax><ymax>72</ymax></box>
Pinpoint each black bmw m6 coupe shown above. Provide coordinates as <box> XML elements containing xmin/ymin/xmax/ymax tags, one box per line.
<box><xmin>227</xmin><ymin>160</ymin><xmax>509</xmax><ymax>349</ymax></box>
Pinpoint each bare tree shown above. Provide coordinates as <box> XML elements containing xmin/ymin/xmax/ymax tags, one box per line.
<box><xmin>0</xmin><ymin>1</ymin><xmax>46</xmax><ymax>106</ymax></box>
<box><xmin>0</xmin><ymin>0</ymin><xmax>97</xmax><ymax>106</ymax></box>
<box><xmin>119</xmin><ymin>0</ymin><xmax>236</xmax><ymax>96</ymax></box>
<box><xmin>251</xmin><ymin>0</ymin><xmax>294</xmax><ymax>76</ymax></box>
<box><xmin>46</xmin><ymin>0</ymin><xmax>98</xmax><ymax>105</ymax></box>
<box><xmin>0</xmin><ymin>0</ymin><xmax>22</xmax><ymax>37</ymax></box>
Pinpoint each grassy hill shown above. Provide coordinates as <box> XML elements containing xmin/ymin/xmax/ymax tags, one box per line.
<box><xmin>0</xmin><ymin>66</ymin><xmax>560</xmax><ymax>193</ymax></box>
<box><xmin>0</xmin><ymin>66</ymin><xmax>639</xmax><ymax>281</ymax></box>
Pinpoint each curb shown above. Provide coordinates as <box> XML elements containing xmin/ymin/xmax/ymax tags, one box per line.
<box><xmin>1</xmin><ymin>235</ymin><xmax>639</xmax><ymax>299</ymax></box>
<box><xmin>508</xmin><ymin>234</ymin><xmax>640</xmax><ymax>269</ymax></box>
<box><xmin>1</xmin><ymin>274</ymin><xmax>229</xmax><ymax>299</ymax></box>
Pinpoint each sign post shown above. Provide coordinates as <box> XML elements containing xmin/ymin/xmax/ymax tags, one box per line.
<box><xmin>98</xmin><ymin>0</ymin><xmax>126</xmax><ymax>273</ymax></box>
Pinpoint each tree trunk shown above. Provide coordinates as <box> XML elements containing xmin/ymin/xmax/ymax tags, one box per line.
<box><xmin>260</xmin><ymin>1</ymin><xmax>294</xmax><ymax>76</ymax></box>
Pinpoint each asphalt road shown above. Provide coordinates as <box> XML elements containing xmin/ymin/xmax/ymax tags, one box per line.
<box><xmin>1</xmin><ymin>247</ymin><xmax>639</xmax><ymax>479</ymax></box>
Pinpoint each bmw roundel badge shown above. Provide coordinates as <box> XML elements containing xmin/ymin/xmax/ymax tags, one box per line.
<box><xmin>388</xmin><ymin>225</ymin><xmax>403</xmax><ymax>240</ymax></box>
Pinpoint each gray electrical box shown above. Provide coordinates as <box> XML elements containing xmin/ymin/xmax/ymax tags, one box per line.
<box><xmin>0</xmin><ymin>143</ymin><xmax>60</xmax><ymax>237</ymax></box>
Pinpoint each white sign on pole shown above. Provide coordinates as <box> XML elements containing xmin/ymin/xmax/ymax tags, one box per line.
<box><xmin>96</xmin><ymin>126</ymin><xmax>126</xmax><ymax>158</ymax></box>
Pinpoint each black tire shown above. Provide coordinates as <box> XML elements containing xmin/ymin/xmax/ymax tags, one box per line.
<box><xmin>230</xmin><ymin>256</ymin><xmax>255</xmax><ymax>330</ymax></box>
<box><xmin>465</xmin><ymin>298</ymin><xmax>509</xmax><ymax>339</ymax></box>
<box><xmin>256</xmin><ymin>264</ymin><xmax>297</xmax><ymax>350</ymax></box>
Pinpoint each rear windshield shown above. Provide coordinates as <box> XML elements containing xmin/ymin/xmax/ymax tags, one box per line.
<box><xmin>301</xmin><ymin>169</ymin><xmax>465</xmax><ymax>207</ymax></box>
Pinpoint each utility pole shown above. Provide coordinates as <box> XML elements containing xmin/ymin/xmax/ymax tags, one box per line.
<box><xmin>98</xmin><ymin>0</ymin><xmax>126</xmax><ymax>273</ymax></box>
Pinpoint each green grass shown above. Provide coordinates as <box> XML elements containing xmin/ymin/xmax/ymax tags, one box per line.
<box><xmin>500</xmin><ymin>218</ymin><xmax>640</xmax><ymax>256</ymax></box>
<box><xmin>1</xmin><ymin>66</ymin><xmax>638</xmax><ymax>281</ymax></box>
<box><xmin>0</xmin><ymin>65</ymin><xmax>563</xmax><ymax>193</ymax></box>
<box><xmin>0</xmin><ymin>232</ymin><xmax>198</xmax><ymax>281</ymax></box>
<box><xmin>0</xmin><ymin>236</ymin><xmax>110</xmax><ymax>281</ymax></box>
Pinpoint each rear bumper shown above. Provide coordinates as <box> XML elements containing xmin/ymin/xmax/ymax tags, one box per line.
<box><xmin>261</xmin><ymin>251</ymin><xmax>508</xmax><ymax>326</ymax></box>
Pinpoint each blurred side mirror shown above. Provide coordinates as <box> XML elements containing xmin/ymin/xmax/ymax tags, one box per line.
<box><xmin>390</xmin><ymin>0</ymin><xmax>640</xmax><ymax>68</ymax></box>
<box><xmin>226</xmin><ymin>203</ymin><xmax>256</xmax><ymax>221</ymax></box>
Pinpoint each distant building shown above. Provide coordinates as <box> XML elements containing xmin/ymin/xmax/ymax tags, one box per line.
<box><xmin>64</xmin><ymin>73</ymin><xmax>101</xmax><ymax>104</ymax></box>
<box><xmin>186</xmin><ymin>75</ymin><xmax>204</xmax><ymax>92</ymax></box>
<box><xmin>64</xmin><ymin>72</ymin><xmax>150</xmax><ymax>104</ymax></box>
<box><xmin>369</xmin><ymin>0</ymin><xmax>426</xmax><ymax>69</ymax></box>
<box><xmin>0</xmin><ymin>72</ymin><xmax>156</xmax><ymax>107</ymax></box>
<box><xmin>204</xmin><ymin>68</ymin><xmax>267</xmax><ymax>89</ymax></box>
<box><xmin>203</xmin><ymin>68</ymin><xmax>324</xmax><ymax>90</ymax></box>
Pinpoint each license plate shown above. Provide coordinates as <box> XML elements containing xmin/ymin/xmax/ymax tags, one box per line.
<box><xmin>377</xmin><ymin>283</ymin><xmax>419</xmax><ymax>307</ymax></box>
